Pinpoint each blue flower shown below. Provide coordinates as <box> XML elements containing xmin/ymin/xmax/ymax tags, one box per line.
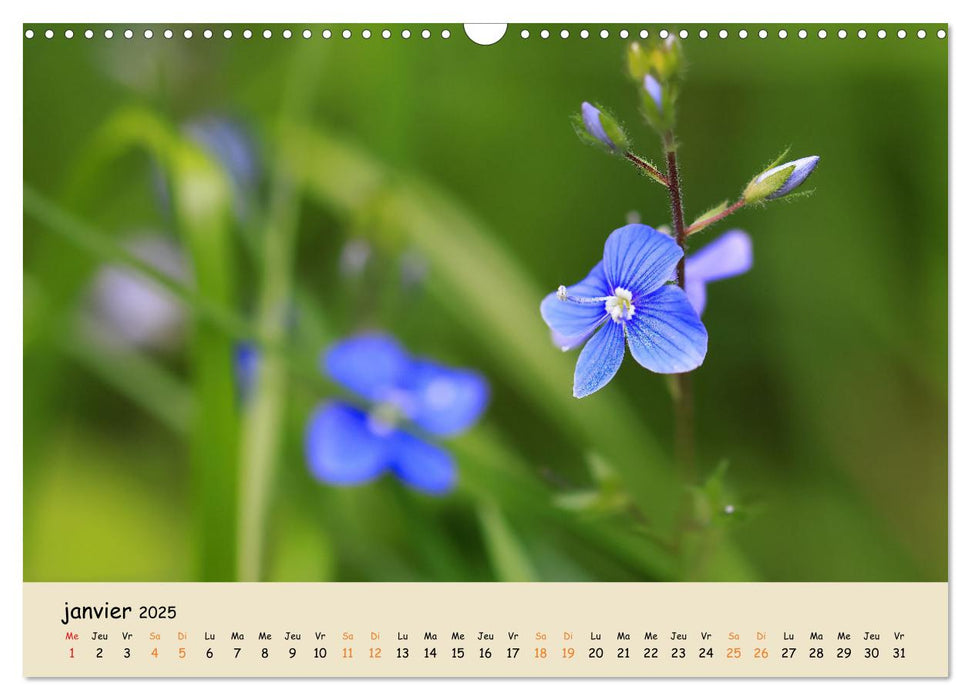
<box><xmin>305</xmin><ymin>334</ymin><xmax>489</xmax><ymax>494</ymax></box>
<box><xmin>338</xmin><ymin>238</ymin><xmax>372</xmax><ymax>278</ymax></box>
<box><xmin>540</xmin><ymin>224</ymin><xmax>708</xmax><ymax>398</ymax></box>
<box><xmin>684</xmin><ymin>230</ymin><xmax>753</xmax><ymax>315</ymax></box>
<box><xmin>88</xmin><ymin>233</ymin><xmax>189</xmax><ymax>351</ymax></box>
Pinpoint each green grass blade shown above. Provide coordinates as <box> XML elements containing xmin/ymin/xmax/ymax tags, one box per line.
<box><xmin>51</xmin><ymin>107</ymin><xmax>242</xmax><ymax>581</ymax></box>
<box><xmin>476</xmin><ymin>500</ymin><xmax>538</xmax><ymax>582</ymax></box>
<box><xmin>23</xmin><ymin>186</ymin><xmax>252</xmax><ymax>342</ymax></box>
<box><xmin>238</xmin><ymin>45</ymin><xmax>322</xmax><ymax>582</ymax></box>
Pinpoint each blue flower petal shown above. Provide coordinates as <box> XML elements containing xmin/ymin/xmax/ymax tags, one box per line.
<box><xmin>626</xmin><ymin>285</ymin><xmax>708</xmax><ymax>373</ymax></box>
<box><xmin>573</xmin><ymin>320</ymin><xmax>626</xmax><ymax>398</ymax></box>
<box><xmin>644</xmin><ymin>74</ymin><xmax>663</xmax><ymax>112</ymax></box>
<box><xmin>683</xmin><ymin>231</ymin><xmax>752</xmax><ymax>315</ymax></box>
<box><xmin>684</xmin><ymin>279</ymin><xmax>708</xmax><ymax>316</ymax></box>
<box><xmin>603</xmin><ymin>224</ymin><xmax>683</xmax><ymax>297</ymax></box>
<box><xmin>323</xmin><ymin>333</ymin><xmax>410</xmax><ymax>402</ymax></box>
<box><xmin>388</xmin><ymin>430</ymin><xmax>457</xmax><ymax>494</ymax></box>
<box><xmin>305</xmin><ymin>402</ymin><xmax>389</xmax><ymax>485</ymax></box>
<box><xmin>399</xmin><ymin>361</ymin><xmax>490</xmax><ymax>436</ymax></box>
<box><xmin>685</xmin><ymin>230</ymin><xmax>753</xmax><ymax>284</ymax></box>
<box><xmin>540</xmin><ymin>261</ymin><xmax>610</xmax><ymax>350</ymax></box>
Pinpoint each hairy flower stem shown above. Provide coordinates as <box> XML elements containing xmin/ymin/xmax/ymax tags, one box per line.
<box><xmin>663</xmin><ymin>134</ymin><xmax>699</xmax><ymax>574</ymax></box>
<box><xmin>663</xmin><ymin>135</ymin><xmax>696</xmax><ymax>488</ymax></box>
<box><xmin>623</xmin><ymin>152</ymin><xmax>668</xmax><ymax>186</ymax></box>
<box><xmin>684</xmin><ymin>198</ymin><xmax>746</xmax><ymax>236</ymax></box>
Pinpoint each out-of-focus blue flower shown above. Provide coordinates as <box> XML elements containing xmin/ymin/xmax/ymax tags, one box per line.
<box><xmin>540</xmin><ymin>224</ymin><xmax>708</xmax><ymax>398</ymax></box>
<box><xmin>305</xmin><ymin>334</ymin><xmax>489</xmax><ymax>494</ymax></box>
<box><xmin>233</xmin><ymin>342</ymin><xmax>260</xmax><ymax>403</ymax></box>
<box><xmin>183</xmin><ymin>116</ymin><xmax>260</xmax><ymax>219</ymax></box>
<box><xmin>753</xmin><ymin>155</ymin><xmax>820</xmax><ymax>200</ymax></box>
<box><xmin>643</xmin><ymin>74</ymin><xmax>663</xmax><ymax>113</ymax></box>
<box><xmin>684</xmin><ymin>230</ymin><xmax>753</xmax><ymax>315</ymax></box>
<box><xmin>87</xmin><ymin>234</ymin><xmax>190</xmax><ymax>351</ymax></box>
<box><xmin>338</xmin><ymin>238</ymin><xmax>372</xmax><ymax>278</ymax></box>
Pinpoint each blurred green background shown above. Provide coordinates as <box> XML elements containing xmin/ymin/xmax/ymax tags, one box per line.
<box><xmin>23</xmin><ymin>24</ymin><xmax>947</xmax><ymax>582</ymax></box>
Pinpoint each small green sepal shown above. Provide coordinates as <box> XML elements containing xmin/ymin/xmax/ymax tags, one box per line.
<box><xmin>688</xmin><ymin>200</ymin><xmax>729</xmax><ymax>234</ymax></box>
<box><xmin>743</xmin><ymin>164</ymin><xmax>795</xmax><ymax>204</ymax></box>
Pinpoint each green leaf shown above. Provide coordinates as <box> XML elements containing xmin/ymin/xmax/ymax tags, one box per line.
<box><xmin>680</xmin><ymin>461</ymin><xmax>759</xmax><ymax>581</ymax></box>
<box><xmin>587</xmin><ymin>452</ymin><xmax>619</xmax><ymax>487</ymax></box>
<box><xmin>455</xmin><ymin>428</ymin><xmax>678</xmax><ymax>579</ymax></box>
<box><xmin>552</xmin><ymin>490</ymin><xmax>602</xmax><ymax>512</ymax></box>
<box><xmin>53</xmin><ymin>106</ymin><xmax>241</xmax><ymax>581</ymax></box>
<box><xmin>22</xmin><ymin>187</ymin><xmax>252</xmax><ymax>342</ymax></box>
<box><xmin>625</xmin><ymin>152</ymin><xmax>667</xmax><ymax>186</ymax></box>
<box><xmin>61</xmin><ymin>321</ymin><xmax>194</xmax><ymax>435</ymax></box>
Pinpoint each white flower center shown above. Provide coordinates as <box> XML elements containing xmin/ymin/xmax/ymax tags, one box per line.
<box><xmin>367</xmin><ymin>402</ymin><xmax>403</xmax><ymax>437</ymax></box>
<box><xmin>605</xmin><ymin>287</ymin><xmax>635</xmax><ymax>322</ymax></box>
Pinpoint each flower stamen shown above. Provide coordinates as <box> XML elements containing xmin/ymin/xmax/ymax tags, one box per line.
<box><xmin>605</xmin><ymin>287</ymin><xmax>635</xmax><ymax>322</ymax></box>
<box><xmin>555</xmin><ymin>284</ymin><xmax>612</xmax><ymax>305</ymax></box>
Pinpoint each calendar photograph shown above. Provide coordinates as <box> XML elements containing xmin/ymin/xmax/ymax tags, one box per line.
<box><xmin>23</xmin><ymin>23</ymin><xmax>947</xmax><ymax>593</ymax></box>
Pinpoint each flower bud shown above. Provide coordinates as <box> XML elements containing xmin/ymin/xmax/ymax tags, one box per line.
<box><xmin>572</xmin><ymin>102</ymin><xmax>630</xmax><ymax>154</ymax></box>
<box><xmin>643</xmin><ymin>74</ymin><xmax>663</xmax><ymax>113</ymax></box>
<box><xmin>627</xmin><ymin>37</ymin><xmax>683</xmax><ymax>82</ymax></box>
<box><xmin>639</xmin><ymin>72</ymin><xmax>675</xmax><ymax>133</ymax></box>
<box><xmin>744</xmin><ymin>155</ymin><xmax>820</xmax><ymax>203</ymax></box>
<box><xmin>626</xmin><ymin>42</ymin><xmax>652</xmax><ymax>81</ymax></box>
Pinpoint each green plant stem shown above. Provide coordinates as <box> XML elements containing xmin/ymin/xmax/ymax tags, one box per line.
<box><xmin>685</xmin><ymin>198</ymin><xmax>746</xmax><ymax>236</ymax></box>
<box><xmin>237</xmin><ymin>184</ymin><xmax>299</xmax><ymax>582</ymax></box>
<box><xmin>663</xmin><ymin>135</ymin><xmax>696</xmax><ymax>486</ymax></box>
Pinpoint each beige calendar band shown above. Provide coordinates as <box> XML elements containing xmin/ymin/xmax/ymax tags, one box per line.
<box><xmin>24</xmin><ymin>582</ymin><xmax>947</xmax><ymax>677</ymax></box>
